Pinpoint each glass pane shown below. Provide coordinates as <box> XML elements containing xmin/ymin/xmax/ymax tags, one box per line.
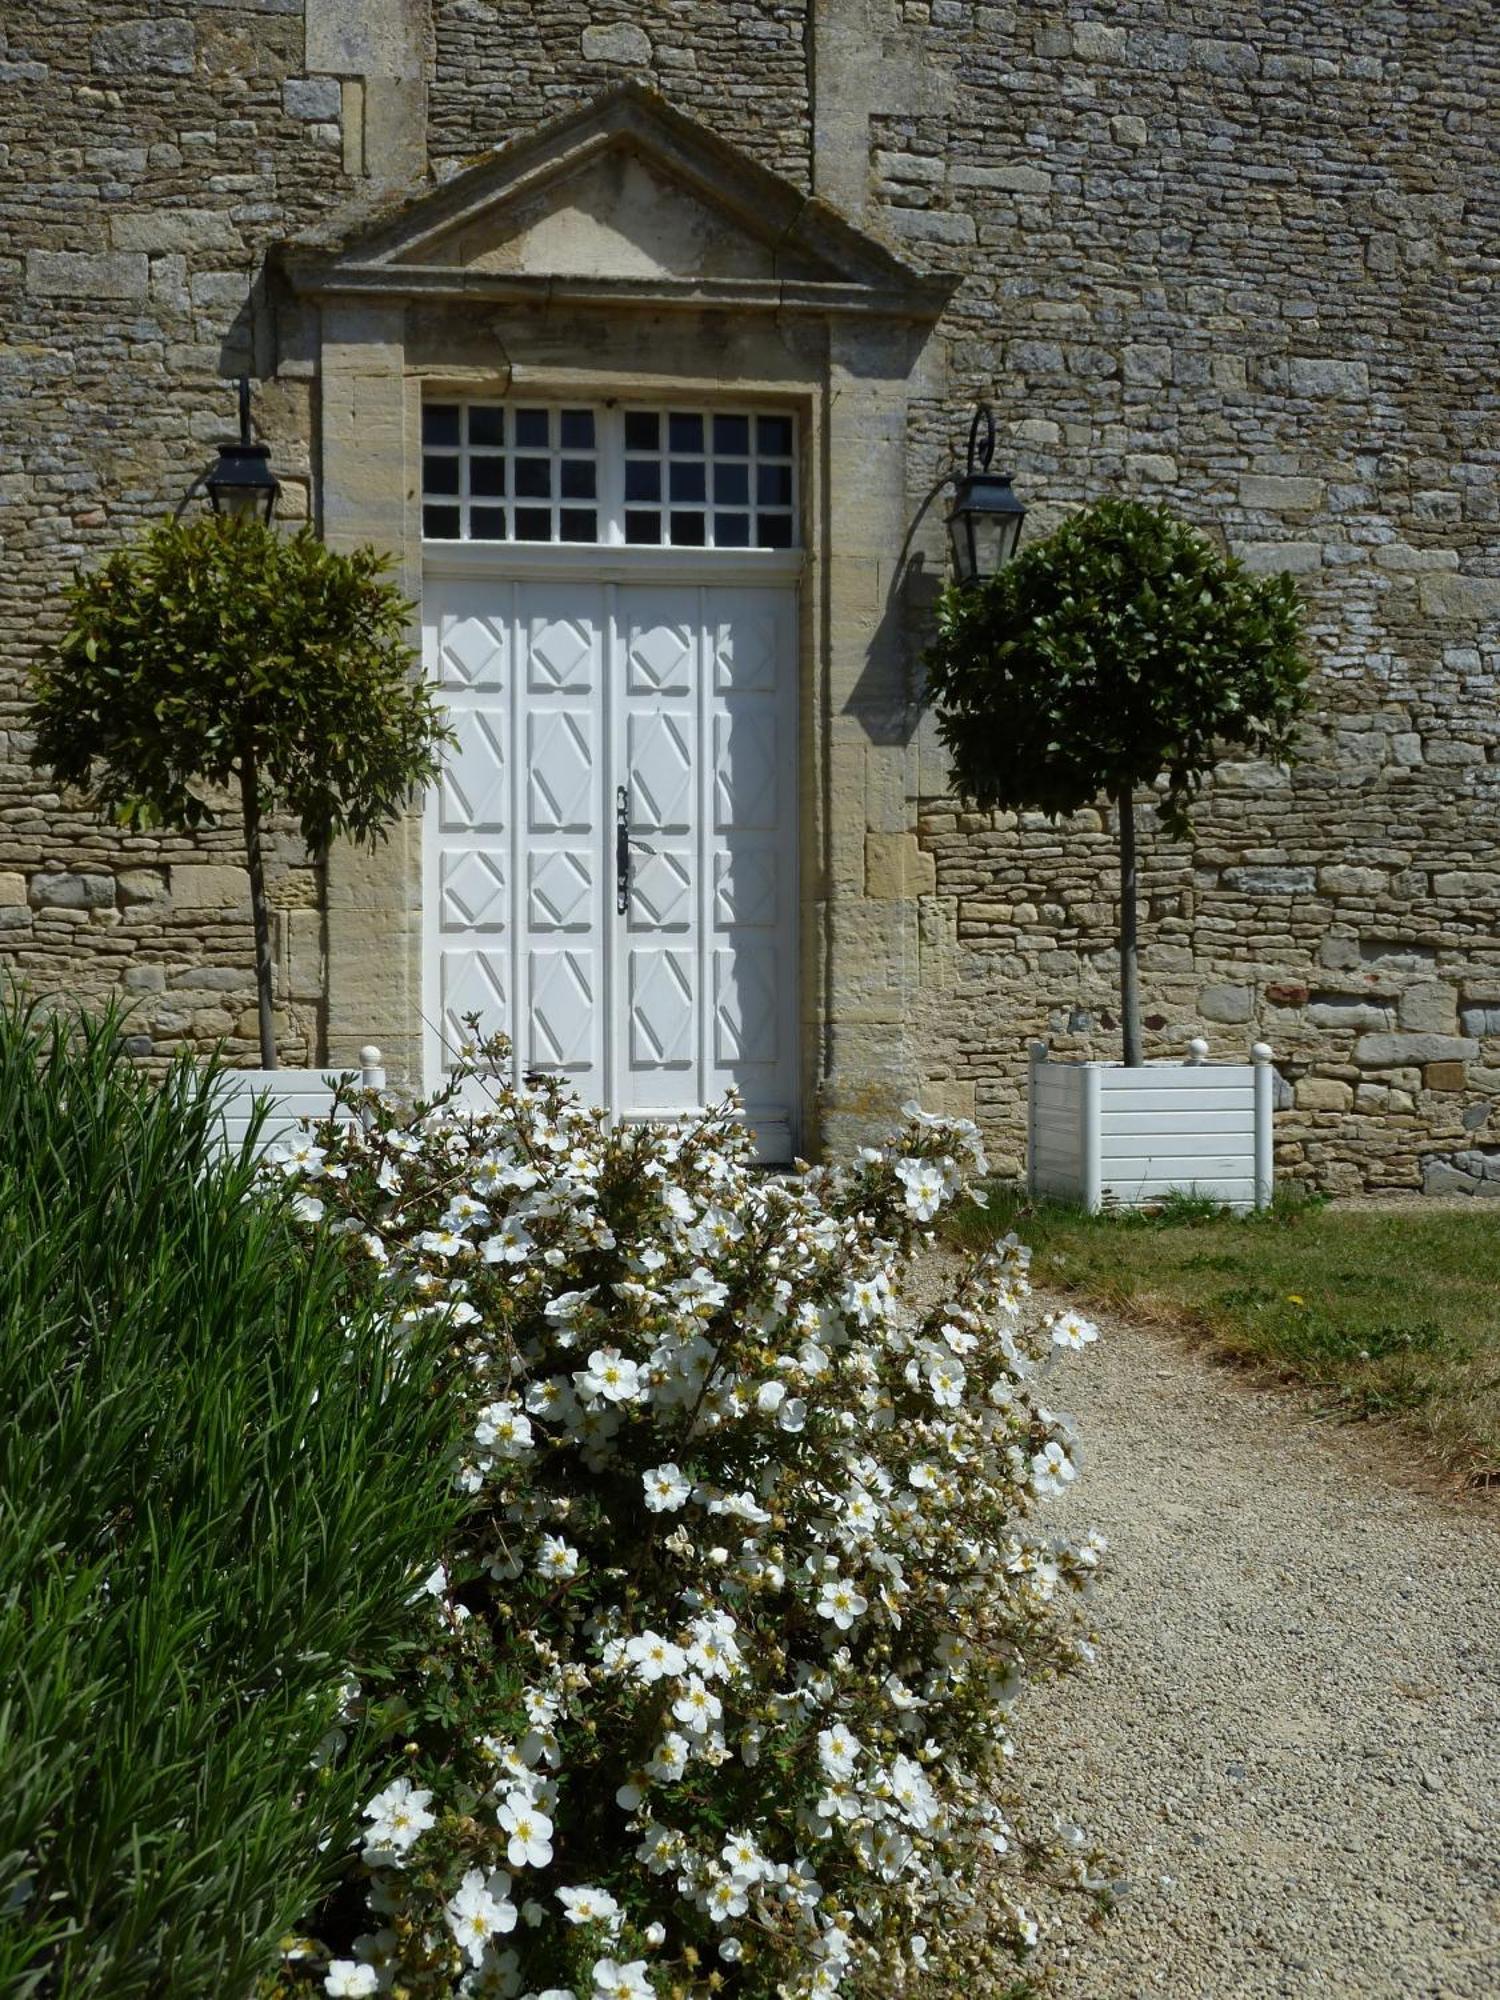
<box><xmin>714</xmin><ymin>462</ymin><xmax>749</xmax><ymax>506</ymax></box>
<box><xmin>514</xmin><ymin>506</ymin><xmax>552</xmax><ymax>542</ymax></box>
<box><xmin>514</xmin><ymin>458</ymin><xmax>551</xmax><ymax>499</ymax></box>
<box><xmin>422</xmin><ymin>403</ymin><xmax>460</xmax><ymax>447</ymax></box>
<box><xmin>669</xmin><ymin>509</ymin><xmax>707</xmax><ymax>547</ymax></box>
<box><xmin>713</xmin><ymin>413</ymin><xmax>750</xmax><ymax>456</ymax></box>
<box><xmin>423</xmin><ymin>454</ymin><xmax>460</xmax><ymax>496</ymax></box>
<box><xmin>470</xmin><ymin>506</ymin><xmax>507</xmax><ymax>540</ymax></box>
<box><xmin>470</xmin><ymin>456</ymin><xmax>506</xmax><ymax>498</ymax></box>
<box><xmin>714</xmin><ymin>512</ymin><xmax>750</xmax><ymax>548</ymax></box>
<box><xmin>468</xmin><ymin>406</ymin><xmax>504</xmax><ymax>448</ymax></box>
<box><xmin>625</xmin><ymin>509</ymin><xmax>662</xmax><ymax>545</ymax></box>
<box><xmin>624</xmin><ymin>410</ymin><xmax>659</xmax><ymax>452</ymax></box>
<box><xmin>625</xmin><ymin>459</ymin><xmax>661</xmax><ymax>502</ymax></box>
<box><xmin>756</xmin><ymin>512</ymin><xmax>793</xmax><ymax>549</ymax></box>
<box><xmin>668</xmin><ymin>412</ymin><xmax>704</xmax><ymax>454</ymax></box>
<box><xmin>757</xmin><ymin>414</ymin><xmax>793</xmax><ymax>456</ymax></box>
<box><xmin>423</xmin><ymin>503</ymin><xmax>460</xmax><ymax>539</ymax></box>
<box><xmin>559</xmin><ymin>508</ymin><xmax>597</xmax><ymax>543</ymax></box>
<box><xmin>669</xmin><ymin>460</ymin><xmax>706</xmax><ymax>503</ymax></box>
<box><xmin>757</xmin><ymin>462</ymin><xmax>793</xmax><ymax>507</ymax></box>
<box><xmin>560</xmin><ymin>459</ymin><xmax>596</xmax><ymax>500</ymax></box>
<box><xmin>560</xmin><ymin>408</ymin><xmax>595</xmax><ymax>450</ymax></box>
<box><xmin>514</xmin><ymin>408</ymin><xmax>550</xmax><ymax>449</ymax></box>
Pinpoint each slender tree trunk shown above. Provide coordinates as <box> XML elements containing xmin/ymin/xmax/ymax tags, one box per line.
<box><xmin>1117</xmin><ymin>786</ymin><xmax>1142</xmax><ymax>1068</ymax></box>
<box><xmin>238</xmin><ymin>746</ymin><xmax>277</xmax><ymax>1070</ymax></box>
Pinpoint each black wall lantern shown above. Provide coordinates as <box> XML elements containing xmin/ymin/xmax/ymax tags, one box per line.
<box><xmin>946</xmin><ymin>404</ymin><xmax>1026</xmax><ymax>586</ymax></box>
<box><xmin>205</xmin><ymin>376</ymin><xmax>280</xmax><ymax>523</ymax></box>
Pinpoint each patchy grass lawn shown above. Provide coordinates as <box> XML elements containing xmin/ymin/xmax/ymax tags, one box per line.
<box><xmin>945</xmin><ymin>1188</ymin><xmax>1500</xmax><ymax>1485</ymax></box>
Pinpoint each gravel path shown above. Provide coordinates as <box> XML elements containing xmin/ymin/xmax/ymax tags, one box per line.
<box><xmin>1013</xmin><ymin>1297</ymin><xmax>1500</xmax><ymax>2000</ymax></box>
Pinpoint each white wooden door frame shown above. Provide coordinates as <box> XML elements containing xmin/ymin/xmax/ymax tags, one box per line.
<box><xmin>422</xmin><ymin>541</ymin><xmax>803</xmax><ymax>1156</ymax></box>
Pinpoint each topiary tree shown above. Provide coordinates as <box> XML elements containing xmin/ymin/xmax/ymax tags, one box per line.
<box><xmin>924</xmin><ymin>497</ymin><xmax>1311</xmax><ymax>1066</ymax></box>
<box><xmin>30</xmin><ymin>514</ymin><xmax>451</xmax><ymax>1068</ymax></box>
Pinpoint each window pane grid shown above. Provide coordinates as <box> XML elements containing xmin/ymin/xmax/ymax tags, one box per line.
<box><xmin>421</xmin><ymin>403</ymin><xmax>599</xmax><ymax>545</ymax></box>
<box><xmin>421</xmin><ymin>401</ymin><xmax>798</xmax><ymax>549</ymax></box>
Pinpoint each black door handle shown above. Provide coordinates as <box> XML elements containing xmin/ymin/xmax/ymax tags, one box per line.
<box><xmin>615</xmin><ymin>785</ymin><xmax>630</xmax><ymax>914</ymax></box>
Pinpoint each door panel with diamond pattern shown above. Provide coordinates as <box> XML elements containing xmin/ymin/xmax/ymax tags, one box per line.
<box><xmin>425</xmin><ymin>573</ymin><xmax>796</xmax><ymax>1155</ymax></box>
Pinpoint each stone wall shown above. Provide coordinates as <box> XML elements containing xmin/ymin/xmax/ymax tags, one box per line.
<box><xmin>0</xmin><ymin>1</ymin><xmax>352</xmax><ymax>1064</ymax></box>
<box><xmin>1</xmin><ymin>2</ymin><xmax>1496</xmax><ymax>1189</ymax></box>
<box><xmin>428</xmin><ymin>2</ymin><xmax>811</xmax><ymax>187</ymax></box>
<box><xmin>871</xmin><ymin>0</ymin><xmax>1500</xmax><ymax>1193</ymax></box>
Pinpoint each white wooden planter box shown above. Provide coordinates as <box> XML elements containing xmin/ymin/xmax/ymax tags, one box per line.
<box><xmin>1028</xmin><ymin>1040</ymin><xmax>1275</xmax><ymax>1214</ymax></box>
<box><xmin>213</xmin><ymin>1046</ymin><xmax>386</xmax><ymax>1157</ymax></box>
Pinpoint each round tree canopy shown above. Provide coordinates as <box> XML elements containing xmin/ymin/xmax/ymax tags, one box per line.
<box><xmin>924</xmin><ymin>498</ymin><xmax>1310</xmax><ymax>839</ymax></box>
<box><xmin>30</xmin><ymin>514</ymin><xmax>448</xmax><ymax>855</ymax></box>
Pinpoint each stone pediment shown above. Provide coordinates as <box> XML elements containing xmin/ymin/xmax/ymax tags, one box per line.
<box><xmin>280</xmin><ymin>84</ymin><xmax>957</xmax><ymax>320</ymax></box>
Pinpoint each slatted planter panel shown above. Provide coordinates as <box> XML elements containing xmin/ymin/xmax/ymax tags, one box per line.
<box><xmin>213</xmin><ymin>1047</ymin><xmax>386</xmax><ymax>1157</ymax></box>
<box><xmin>1028</xmin><ymin>1041</ymin><xmax>1275</xmax><ymax>1214</ymax></box>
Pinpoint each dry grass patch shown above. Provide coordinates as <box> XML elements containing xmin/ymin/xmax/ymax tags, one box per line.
<box><xmin>944</xmin><ymin>1189</ymin><xmax>1500</xmax><ymax>1487</ymax></box>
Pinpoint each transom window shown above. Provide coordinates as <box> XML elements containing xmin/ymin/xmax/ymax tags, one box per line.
<box><xmin>421</xmin><ymin>402</ymin><xmax>798</xmax><ymax>550</ymax></box>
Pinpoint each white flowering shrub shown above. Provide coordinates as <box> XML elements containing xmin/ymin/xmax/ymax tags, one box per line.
<box><xmin>272</xmin><ymin>1036</ymin><xmax>1102</xmax><ymax>2000</ymax></box>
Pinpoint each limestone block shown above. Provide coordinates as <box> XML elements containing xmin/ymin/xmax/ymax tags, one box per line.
<box><xmin>1423</xmin><ymin>739</ymin><xmax>1486</xmax><ymax>766</ymax></box>
<box><xmin>1296</xmin><ymin>1078</ymin><xmax>1352</xmax><ymax>1111</ymax></box>
<box><xmin>1397</xmin><ymin>981</ymin><xmax>1458</xmax><ymax>1033</ymax></box>
<box><xmin>1285</xmin><ymin>358</ymin><xmax>1369</xmax><ymax>397</ymax></box>
<box><xmin>1356</xmin><ymin>1083</ymin><xmax>1415</xmax><ymax>1114</ymax></box>
<box><xmin>1073</xmin><ymin>21</ymin><xmax>1127</xmax><ymax>58</ymax></box>
<box><xmin>1198</xmin><ymin>983</ymin><xmax>1255</xmax><ymax>1023</ymax></box>
<box><xmin>122</xmin><ymin>965</ymin><xmax>166</xmax><ymax>993</ymax></box>
<box><xmin>284</xmin><ymin>77</ymin><xmax>343</xmax><ymax>121</ymax></box>
<box><xmin>1127</xmin><ymin>453</ymin><xmax>1177</xmax><ymax>481</ymax></box>
<box><xmin>305</xmin><ymin>0</ymin><xmax>425</xmax><ymax>80</ymax></box>
<box><xmin>874</xmin><ymin>150</ymin><xmax>943</xmax><ymax>185</ymax></box>
<box><xmin>1230</xmin><ymin>541</ymin><xmax>1322</xmax><ymax>574</ymax></box>
<box><xmin>1462</xmin><ymin>1103</ymin><xmax>1491</xmax><ymax>1131</ymax></box>
<box><xmin>30</xmin><ymin>871</ymin><xmax>115</xmax><ymax>910</ymax></box>
<box><xmin>1239</xmin><ymin>474</ymin><xmax>1325</xmax><ymax>512</ymax></box>
<box><xmin>581</xmin><ymin>23</ymin><xmax>653</xmax><ymax>64</ymax></box>
<box><xmin>1353</xmin><ymin>1033</ymin><xmax>1478</xmax><ymax>1067</ymax></box>
<box><xmin>1460</xmin><ymin>1007</ymin><xmax>1500</xmax><ymax>1036</ymax></box>
<box><xmin>26</xmin><ymin>251</ymin><xmax>149</xmax><ymax>300</ymax></box>
<box><xmin>1222</xmin><ymin>865</ymin><xmax>1315</xmax><ymax>895</ymax></box>
<box><xmin>0</xmin><ymin>872</ymin><xmax>26</xmax><ymax>906</ymax></box>
<box><xmin>1307</xmin><ymin>999</ymin><xmax>1394</xmax><ymax>1032</ymax></box>
<box><xmin>865</xmin><ymin>833</ymin><xmax>936</xmax><ymax>901</ymax></box>
<box><xmin>91</xmin><ymin>19</ymin><xmax>194</xmax><ymax>75</ymax></box>
<box><xmin>1316</xmin><ymin>864</ymin><xmax>1386</xmax><ymax>897</ymax></box>
<box><xmin>921</xmin><ymin>1078</ymin><xmax>977</xmax><ymax>1121</ymax></box>
<box><xmin>949</xmin><ymin>163</ymin><xmax>1052</xmax><ymax>194</ymax></box>
<box><xmin>1416</xmin><ymin>575</ymin><xmax>1500</xmax><ymax>620</ymax></box>
<box><xmin>171</xmin><ymin>863</ymin><xmax>250</xmax><ymax>908</ymax></box>
<box><xmin>1372</xmin><ymin>542</ymin><xmax>1459</xmax><ymax>572</ymax></box>
<box><xmin>109</xmin><ymin>210</ymin><xmax>243</xmax><ymax>254</ymax></box>
<box><xmin>1111</xmin><ymin>115</ymin><xmax>1147</xmax><ymax>146</ymax></box>
<box><xmin>1433</xmin><ymin>871</ymin><xmax>1500</xmax><ymax>898</ymax></box>
<box><xmin>1423</xmin><ymin>1062</ymin><xmax>1468</xmax><ymax>1093</ymax></box>
<box><xmin>888</xmin><ymin>208</ymin><xmax>976</xmax><ymax>246</ymax></box>
<box><xmin>116</xmin><ymin>868</ymin><xmax>168</xmax><ymax>905</ymax></box>
<box><xmin>1192</xmin><ymin>37</ymin><xmax>1260</xmax><ymax>76</ymax></box>
<box><xmin>1122</xmin><ymin>343</ymin><xmax>1172</xmax><ymax>385</ymax></box>
<box><xmin>1422</xmin><ymin>1159</ymin><xmax>1477</xmax><ymax>1195</ymax></box>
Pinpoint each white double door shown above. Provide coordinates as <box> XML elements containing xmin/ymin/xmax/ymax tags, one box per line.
<box><xmin>423</xmin><ymin>565</ymin><xmax>798</xmax><ymax>1158</ymax></box>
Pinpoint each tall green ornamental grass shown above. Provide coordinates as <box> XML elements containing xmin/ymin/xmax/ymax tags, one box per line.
<box><xmin>0</xmin><ymin>1002</ymin><xmax>471</xmax><ymax>1998</ymax></box>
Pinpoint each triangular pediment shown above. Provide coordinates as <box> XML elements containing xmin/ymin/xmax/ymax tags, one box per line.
<box><xmin>280</xmin><ymin>84</ymin><xmax>957</xmax><ymax>320</ymax></box>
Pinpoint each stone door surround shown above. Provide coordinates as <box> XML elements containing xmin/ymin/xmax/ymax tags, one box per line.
<box><xmin>279</xmin><ymin>84</ymin><xmax>958</xmax><ymax>1154</ymax></box>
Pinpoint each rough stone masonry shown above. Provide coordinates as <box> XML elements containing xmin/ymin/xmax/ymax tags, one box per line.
<box><xmin>0</xmin><ymin>2</ymin><xmax>1495</xmax><ymax>1194</ymax></box>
